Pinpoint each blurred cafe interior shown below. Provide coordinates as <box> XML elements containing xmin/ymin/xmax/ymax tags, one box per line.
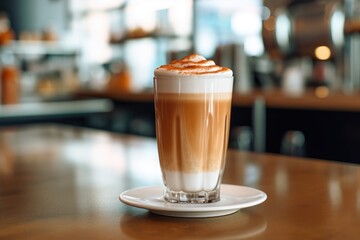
<box><xmin>1</xmin><ymin>0</ymin><xmax>360</xmax><ymax>163</ymax></box>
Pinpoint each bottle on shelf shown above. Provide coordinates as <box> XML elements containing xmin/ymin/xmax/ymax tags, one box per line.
<box><xmin>1</xmin><ymin>51</ymin><xmax>20</xmax><ymax>105</ymax></box>
<box><xmin>107</xmin><ymin>61</ymin><xmax>132</xmax><ymax>93</ymax></box>
<box><xmin>0</xmin><ymin>12</ymin><xmax>14</xmax><ymax>46</ymax></box>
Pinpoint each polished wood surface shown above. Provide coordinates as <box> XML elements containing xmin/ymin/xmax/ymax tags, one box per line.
<box><xmin>75</xmin><ymin>89</ymin><xmax>360</xmax><ymax>111</ymax></box>
<box><xmin>1</xmin><ymin>125</ymin><xmax>360</xmax><ymax>239</ymax></box>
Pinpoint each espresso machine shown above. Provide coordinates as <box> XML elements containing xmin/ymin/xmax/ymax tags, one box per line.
<box><xmin>262</xmin><ymin>0</ymin><xmax>360</xmax><ymax>92</ymax></box>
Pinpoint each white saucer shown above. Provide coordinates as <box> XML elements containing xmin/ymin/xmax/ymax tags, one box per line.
<box><xmin>119</xmin><ymin>184</ymin><xmax>267</xmax><ymax>218</ymax></box>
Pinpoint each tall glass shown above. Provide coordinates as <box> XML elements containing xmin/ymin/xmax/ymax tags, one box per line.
<box><xmin>154</xmin><ymin>74</ymin><xmax>233</xmax><ymax>203</ymax></box>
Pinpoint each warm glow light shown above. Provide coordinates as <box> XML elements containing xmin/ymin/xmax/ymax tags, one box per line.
<box><xmin>315</xmin><ymin>86</ymin><xmax>330</xmax><ymax>98</ymax></box>
<box><xmin>315</xmin><ymin>46</ymin><xmax>331</xmax><ymax>60</ymax></box>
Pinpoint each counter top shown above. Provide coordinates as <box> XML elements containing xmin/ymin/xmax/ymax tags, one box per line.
<box><xmin>1</xmin><ymin>124</ymin><xmax>360</xmax><ymax>239</ymax></box>
<box><xmin>76</xmin><ymin>89</ymin><xmax>360</xmax><ymax>112</ymax></box>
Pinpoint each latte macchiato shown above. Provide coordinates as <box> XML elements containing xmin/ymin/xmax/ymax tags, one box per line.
<box><xmin>154</xmin><ymin>54</ymin><xmax>233</xmax><ymax>203</ymax></box>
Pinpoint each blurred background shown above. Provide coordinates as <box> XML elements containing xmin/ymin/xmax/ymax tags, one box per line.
<box><xmin>1</xmin><ymin>0</ymin><xmax>360</xmax><ymax>163</ymax></box>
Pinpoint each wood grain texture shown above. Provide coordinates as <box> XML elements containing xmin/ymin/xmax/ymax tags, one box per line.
<box><xmin>1</xmin><ymin>124</ymin><xmax>360</xmax><ymax>239</ymax></box>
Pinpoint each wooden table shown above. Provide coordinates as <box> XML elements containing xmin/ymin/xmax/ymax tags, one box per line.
<box><xmin>1</xmin><ymin>124</ymin><xmax>360</xmax><ymax>239</ymax></box>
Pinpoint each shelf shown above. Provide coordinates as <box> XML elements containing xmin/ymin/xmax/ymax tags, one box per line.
<box><xmin>0</xmin><ymin>99</ymin><xmax>113</xmax><ymax>119</ymax></box>
<box><xmin>0</xmin><ymin>41</ymin><xmax>79</xmax><ymax>55</ymax></box>
<box><xmin>109</xmin><ymin>33</ymin><xmax>191</xmax><ymax>44</ymax></box>
<box><xmin>75</xmin><ymin>90</ymin><xmax>154</xmax><ymax>103</ymax></box>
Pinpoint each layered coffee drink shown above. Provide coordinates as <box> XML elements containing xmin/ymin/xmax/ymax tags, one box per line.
<box><xmin>154</xmin><ymin>54</ymin><xmax>233</xmax><ymax>203</ymax></box>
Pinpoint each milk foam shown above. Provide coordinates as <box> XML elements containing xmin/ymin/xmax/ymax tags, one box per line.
<box><xmin>155</xmin><ymin>54</ymin><xmax>232</xmax><ymax>76</ymax></box>
<box><xmin>154</xmin><ymin>54</ymin><xmax>233</xmax><ymax>94</ymax></box>
<box><xmin>164</xmin><ymin>170</ymin><xmax>220</xmax><ymax>192</ymax></box>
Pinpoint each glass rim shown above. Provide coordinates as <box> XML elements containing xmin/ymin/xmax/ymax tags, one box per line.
<box><xmin>154</xmin><ymin>75</ymin><xmax>233</xmax><ymax>81</ymax></box>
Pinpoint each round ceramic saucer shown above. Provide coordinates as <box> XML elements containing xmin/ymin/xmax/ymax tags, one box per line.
<box><xmin>119</xmin><ymin>184</ymin><xmax>267</xmax><ymax>218</ymax></box>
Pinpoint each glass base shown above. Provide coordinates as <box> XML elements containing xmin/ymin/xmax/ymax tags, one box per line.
<box><xmin>164</xmin><ymin>188</ymin><xmax>220</xmax><ymax>203</ymax></box>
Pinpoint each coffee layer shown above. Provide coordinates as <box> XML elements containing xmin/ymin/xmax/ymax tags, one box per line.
<box><xmin>155</xmin><ymin>92</ymin><xmax>232</xmax><ymax>173</ymax></box>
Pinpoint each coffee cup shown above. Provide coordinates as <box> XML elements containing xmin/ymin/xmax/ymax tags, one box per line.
<box><xmin>154</xmin><ymin>54</ymin><xmax>233</xmax><ymax>203</ymax></box>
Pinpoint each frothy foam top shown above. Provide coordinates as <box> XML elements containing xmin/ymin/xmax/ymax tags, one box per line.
<box><xmin>155</xmin><ymin>54</ymin><xmax>232</xmax><ymax>76</ymax></box>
